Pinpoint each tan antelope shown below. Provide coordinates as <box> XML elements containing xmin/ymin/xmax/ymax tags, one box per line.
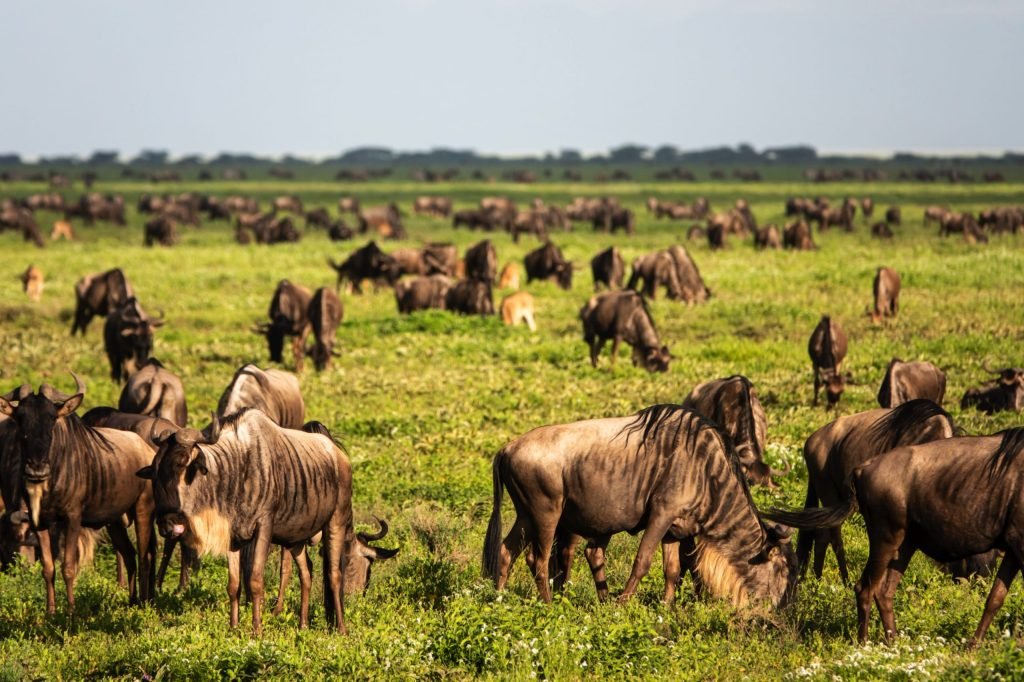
<box><xmin>500</xmin><ymin>292</ymin><xmax>536</xmax><ymax>331</ymax></box>
<box><xmin>20</xmin><ymin>265</ymin><xmax>44</xmax><ymax>302</ymax></box>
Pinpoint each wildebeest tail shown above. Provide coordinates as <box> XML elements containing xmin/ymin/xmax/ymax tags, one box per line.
<box><xmin>762</xmin><ymin>493</ymin><xmax>856</xmax><ymax>530</ymax></box>
<box><xmin>482</xmin><ymin>450</ymin><xmax>505</xmax><ymax>580</ymax></box>
<box><xmin>138</xmin><ymin>379</ymin><xmax>164</xmax><ymax>417</ymax></box>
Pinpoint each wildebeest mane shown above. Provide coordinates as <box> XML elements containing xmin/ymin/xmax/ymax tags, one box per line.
<box><xmin>301</xmin><ymin>420</ymin><xmax>350</xmax><ymax>457</ymax></box>
<box><xmin>984</xmin><ymin>427</ymin><xmax>1024</xmax><ymax>481</ymax></box>
<box><xmin>855</xmin><ymin>399</ymin><xmax>952</xmax><ymax>456</ymax></box>
<box><xmin>56</xmin><ymin>413</ymin><xmax>114</xmax><ymax>456</ymax></box>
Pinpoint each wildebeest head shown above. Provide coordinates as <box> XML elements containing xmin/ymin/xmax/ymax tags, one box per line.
<box><xmin>344</xmin><ymin>517</ymin><xmax>399</xmax><ymax>593</ymax></box>
<box><xmin>554</xmin><ymin>261</ymin><xmax>574</xmax><ymax>290</ymax></box>
<box><xmin>824</xmin><ymin>370</ymin><xmax>846</xmax><ymax>409</ymax></box>
<box><xmin>137</xmin><ymin>423</ymin><xmax>219</xmax><ymax>539</ymax></box>
<box><xmin>632</xmin><ymin>344</ymin><xmax>672</xmax><ymax>373</ymax></box>
<box><xmin>0</xmin><ymin>374</ymin><xmax>86</xmax><ymax>525</ymax></box>
<box><xmin>748</xmin><ymin>522</ymin><xmax>799</xmax><ymax>608</ymax></box>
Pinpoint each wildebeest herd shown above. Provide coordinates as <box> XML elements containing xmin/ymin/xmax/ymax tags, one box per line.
<box><xmin>1</xmin><ymin>187</ymin><xmax>1022</xmax><ymax>654</ymax></box>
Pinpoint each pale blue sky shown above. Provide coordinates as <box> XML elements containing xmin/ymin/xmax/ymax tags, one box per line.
<box><xmin>1</xmin><ymin>0</ymin><xmax>1020</xmax><ymax>158</ymax></box>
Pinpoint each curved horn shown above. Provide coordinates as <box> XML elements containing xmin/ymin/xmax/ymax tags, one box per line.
<box><xmin>3</xmin><ymin>383</ymin><xmax>32</xmax><ymax>402</ymax></box>
<box><xmin>200</xmin><ymin>413</ymin><xmax>221</xmax><ymax>444</ymax></box>
<box><xmin>770</xmin><ymin>459</ymin><xmax>793</xmax><ymax>478</ymax></box>
<box><xmin>358</xmin><ymin>517</ymin><xmax>389</xmax><ymax>542</ymax></box>
<box><xmin>982</xmin><ymin>360</ymin><xmax>1001</xmax><ymax>374</ymax></box>
<box><xmin>39</xmin><ymin>383</ymin><xmax>71</xmax><ymax>403</ymax></box>
<box><xmin>70</xmin><ymin>371</ymin><xmax>86</xmax><ymax>396</ymax></box>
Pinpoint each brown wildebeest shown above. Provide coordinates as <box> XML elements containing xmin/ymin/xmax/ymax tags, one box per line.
<box><xmin>498</xmin><ymin>263</ymin><xmax>519</xmax><ymax>289</ymax></box>
<box><xmin>412</xmin><ymin>196</ymin><xmax>452</xmax><ymax>218</ymax></box>
<box><xmin>524</xmin><ymin>242</ymin><xmax>574</xmax><ymax>290</ymax></box>
<box><xmin>682</xmin><ymin>376</ymin><xmax>788</xmax><ymax>487</ymax></box>
<box><xmin>860</xmin><ymin>197</ymin><xmax>874</xmax><ymax>220</ymax></box>
<box><xmin>870</xmin><ymin>267</ymin><xmax>900</xmax><ymax>322</ymax></box>
<box><xmin>307</xmin><ymin>287</ymin><xmax>343</xmax><ymax>371</ymax></box>
<box><xmin>580</xmin><ymin>290</ymin><xmax>671</xmax><ymax>372</ymax></box>
<box><xmin>118</xmin><ymin>358</ymin><xmax>188</xmax><ymax>427</ymax></box>
<box><xmin>103</xmin><ymin>298</ymin><xmax>165</xmax><ymax>383</ymax></box>
<box><xmin>765</xmin><ymin>427</ymin><xmax>1024</xmax><ymax>647</ymax></box>
<box><xmin>483</xmin><ymin>405</ymin><xmax>797</xmax><ymax>607</ymax></box>
<box><xmin>50</xmin><ymin>220</ymin><xmax>74</xmax><ymax>241</ymax></box>
<box><xmin>20</xmin><ymin>265</ymin><xmax>43</xmax><ymax>302</ymax></box>
<box><xmin>253</xmin><ymin>280</ymin><xmax>311</xmax><ymax>370</ymax></box>
<box><xmin>328</xmin><ymin>241</ymin><xmax>400</xmax><ymax>294</ymax></box>
<box><xmin>923</xmin><ymin>205</ymin><xmax>947</xmax><ymax>226</ymax></box>
<box><xmin>446</xmin><ymin>279</ymin><xmax>494</xmax><ymax>316</ymax></box>
<box><xmin>871</xmin><ymin>222</ymin><xmax>893</xmax><ymax>239</ymax></box>
<box><xmin>962</xmin><ymin>366</ymin><xmax>1024</xmax><ymax>414</ymax></box>
<box><xmin>808</xmin><ymin>315</ymin><xmax>848</xmax><ymax>408</ymax></box>
<box><xmin>358</xmin><ymin>203</ymin><xmax>405</xmax><ymax>239</ymax></box>
<box><xmin>272</xmin><ymin>195</ymin><xmax>304</xmax><ymax>214</ymax></box>
<box><xmin>876</xmin><ymin>359</ymin><xmax>946</xmax><ymax>407</ymax></box>
<box><xmin>464</xmin><ymin>240</ymin><xmax>497</xmax><ymax>284</ymax></box>
<box><xmin>71</xmin><ymin>268</ymin><xmax>134</xmax><ymax>335</ymax></box>
<box><xmin>0</xmin><ymin>374</ymin><xmax>157</xmax><ymax>614</ymax></box>
<box><xmin>337</xmin><ymin>197</ymin><xmax>360</xmax><ymax>215</ymax></box>
<box><xmin>628</xmin><ymin>251</ymin><xmax>682</xmax><ymax>299</ymax></box>
<box><xmin>144</xmin><ymin>216</ymin><xmax>177</xmax><ymax>247</ymax></box>
<box><xmin>500</xmin><ymin>292</ymin><xmax>536</xmax><ymax>331</ymax></box>
<box><xmin>667</xmin><ymin>245</ymin><xmax>711</xmax><ymax>303</ymax></box>
<box><xmin>590</xmin><ymin>246</ymin><xmax>624</xmax><ymax>291</ymax></box>
<box><xmin>783</xmin><ymin>220</ymin><xmax>816</xmax><ymax>250</ymax></box>
<box><xmin>215</xmin><ymin>364</ymin><xmax>305</xmax><ymax>429</ymax></box>
<box><xmin>395</xmin><ymin>275</ymin><xmax>451</xmax><ymax>313</ymax></box>
<box><xmin>137</xmin><ymin>410</ymin><xmax>397</xmax><ymax>634</ymax></box>
<box><xmin>753</xmin><ymin>224</ymin><xmax>781</xmax><ymax>249</ymax></box>
<box><xmin>304</xmin><ymin>208</ymin><xmax>331</xmax><ymax>230</ymax></box>
<box><xmin>885</xmin><ymin>206</ymin><xmax>901</xmax><ymax>225</ymax></box>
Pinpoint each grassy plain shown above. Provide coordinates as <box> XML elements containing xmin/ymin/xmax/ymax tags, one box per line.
<box><xmin>0</xmin><ymin>179</ymin><xmax>1022</xmax><ymax>680</ymax></box>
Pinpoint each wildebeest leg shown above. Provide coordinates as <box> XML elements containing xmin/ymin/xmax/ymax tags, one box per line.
<box><xmin>832</xmin><ymin>528</ymin><xmax>850</xmax><ymax>585</ymax></box>
<box><xmin>552</xmin><ymin>530</ymin><xmax>578</xmax><ymax>592</ymax></box>
<box><xmin>134</xmin><ymin>496</ymin><xmax>156</xmax><ymax>602</ymax></box>
<box><xmin>530</xmin><ymin>520</ymin><xmax>558</xmax><ymax>603</ymax></box>
<box><xmin>179</xmin><ymin>544</ymin><xmax>197</xmax><ymax>591</ymax></box>
<box><xmin>323</xmin><ymin>519</ymin><xmax>346</xmax><ymax>633</ymax></box>
<box><xmin>812</xmin><ymin>370</ymin><xmax>821</xmax><ymax>406</ymax></box>
<box><xmin>61</xmin><ymin>518</ymin><xmax>83</xmax><ymax>615</ymax></box>
<box><xmin>812</xmin><ymin>530</ymin><xmax>829</xmax><ymax>579</ymax></box>
<box><xmin>497</xmin><ymin>516</ymin><xmax>530</xmax><ymax>591</ymax></box>
<box><xmin>116</xmin><ymin>551</ymin><xmax>128</xmax><ymax>589</ymax></box>
<box><xmin>662</xmin><ymin>538</ymin><xmax>681</xmax><ymax>604</ymax></box>
<box><xmin>679</xmin><ymin>538</ymin><xmax>704</xmax><ymax>597</ymax></box>
<box><xmin>610</xmin><ymin>337</ymin><xmax>621</xmax><ymax>367</ymax></box>
<box><xmin>36</xmin><ymin>527</ymin><xmax>57</xmax><ymax>614</ymax></box>
<box><xmin>876</xmin><ymin>541</ymin><xmax>914</xmax><ymax>641</ymax></box>
<box><xmin>273</xmin><ymin>545</ymin><xmax>295</xmax><ymax>617</ymax></box>
<box><xmin>227</xmin><ymin>549</ymin><xmax>241</xmax><ymax>628</ymax></box>
<box><xmin>589</xmin><ymin>338</ymin><xmax>605</xmax><ymax>368</ymax></box>
<box><xmin>294</xmin><ymin>546</ymin><xmax>312</xmax><ymax>628</ymax></box>
<box><xmin>107</xmin><ymin>523</ymin><xmax>138</xmax><ymax>604</ymax></box>
<box><xmin>855</xmin><ymin>534</ymin><xmax>899</xmax><ymax>643</ymax></box>
<box><xmin>969</xmin><ymin>553</ymin><xmax>1021</xmax><ymax>649</ymax></box>
<box><xmin>156</xmin><ymin>536</ymin><xmax>176</xmax><ymax>591</ymax></box>
<box><xmin>619</xmin><ymin>514</ymin><xmax>674</xmax><ymax>602</ymax></box>
<box><xmin>584</xmin><ymin>538</ymin><xmax>611</xmax><ymax>601</ymax></box>
<box><xmin>246</xmin><ymin>529</ymin><xmax>273</xmax><ymax>635</ymax></box>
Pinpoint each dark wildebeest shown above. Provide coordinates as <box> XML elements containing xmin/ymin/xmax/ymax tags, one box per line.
<box><xmin>877</xmin><ymin>359</ymin><xmax>947</xmax><ymax>408</ymax></box>
<box><xmin>422</xmin><ymin>243</ymin><xmax>458</xmax><ymax>277</ymax></box>
<box><xmin>71</xmin><ymin>268</ymin><xmax>134</xmax><ymax>335</ymax></box>
<box><xmin>215</xmin><ymin>364</ymin><xmax>305</xmax><ymax>429</ymax></box>
<box><xmin>307</xmin><ymin>287</ymin><xmax>343</xmax><ymax>371</ymax></box>
<box><xmin>0</xmin><ymin>374</ymin><xmax>157</xmax><ymax>614</ymax></box>
<box><xmin>524</xmin><ymin>242</ymin><xmax>574</xmax><ymax>290</ymax></box>
<box><xmin>464</xmin><ymin>240</ymin><xmax>497</xmax><ymax>284</ymax></box>
<box><xmin>580</xmin><ymin>290</ymin><xmax>671</xmax><ymax>372</ymax></box>
<box><xmin>328</xmin><ymin>220</ymin><xmax>354</xmax><ymax>241</ymax></box>
<box><xmin>754</xmin><ymin>224</ymin><xmax>781</xmax><ymax>249</ymax></box>
<box><xmin>445</xmin><ymin>279</ymin><xmax>494</xmax><ymax>316</ymax></box>
<box><xmin>483</xmin><ymin>405</ymin><xmax>797</xmax><ymax>607</ymax></box>
<box><xmin>104</xmin><ymin>298</ymin><xmax>165</xmax><ymax>383</ymax></box>
<box><xmin>394</xmin><ymin>275</ymin><xmax>451</xmax><ymax>314</ymax></box>
<box><xmin>682</xmin><ymin>376</ymin><xmax>788</xmax><ymax>487</ymax></box>
<box><xmin>870</xmin><ymin>222</ymin><xmax>894</xmax><ymax>239</ymax></box>
<box><xmin>808</xmin><ymin>315</ymin><xmax>848</xmax><ymax>408</ymax></box>
<box><xmin>143</xmin><ymin>216</ymin><xmax>177</xmax><ymax>247</ymax></box>
<box><xmin>667</xmin><ymin>245</ymin><xmax>711</xmax><ymax>303</ymax></box>
<box><xmin>885</xmin><ymin>206</ymin><xmax>901</xmax><ymax>225</ymax></box>
<box><xmin>118</xmin><ymin>358</ymin><xmax>188</xmax><ymax>427</ymax></box>
<box><xmin>590</xmin><ymin>246</ymin><xmax>624</xmax><ymax>291</ymax></box>
<box><xmin>327</xmin><ymin>241</ymin><xmax>400</xmax><ymax>294</ymax></box>
<box><xmin>961</xmin><ymin>366</ymin><xmax>1024</xmax><ymax>414</ymax></box>
<box><xmin>765</xmin><ymin>427</ymin><xmax>1024</xmax><ymax>647</ymax></box>
<box><xmin>254</xmin><ymin>280</ymin><xmax>312</xmax><ymax>370</ymax></box>
<box><xmin>627</xmin><ymin>251</ymin><xmax>682</xmax><ymax>300</ymax></box>
<box><xmin>137</xmin><ymin>410</ymin><xmax>396</xmax><ymax>633</ymax></box>
<box><xmin>783</xmin><ymin>220</ymin><xmax>816</xmax><ymax>250</ymax></box>
<box><xmin>870</xmin><ymin>267</ymin><xmax>900</xmax><ymax>322</ymax></box>
<box><xmin>304</xmin><ymin>208</ymin><xmax>331</xmax><ymax>230</ymax></box>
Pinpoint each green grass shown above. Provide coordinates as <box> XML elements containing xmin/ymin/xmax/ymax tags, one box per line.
<box><xmin>0</xmin><ymin>180</ymin><xmax>1022</xmax><ymax>680</ymax></box>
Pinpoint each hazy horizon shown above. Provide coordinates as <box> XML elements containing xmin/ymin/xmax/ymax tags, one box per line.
<box><xmin>2</xmin><ymin>0</ymin><xmax>1021</xmax><ymax>159</ymax></box>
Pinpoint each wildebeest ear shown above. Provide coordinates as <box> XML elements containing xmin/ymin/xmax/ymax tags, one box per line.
<box><xmin>120</xmin><ymin>327</ymin><xmax>136</xmax><ymax>336</ymax></box>
<box><xmin>56</xmin><ymin>393</ymin><xmax>84</xmax><ymax>418</ymax></box>
<box><xmin>662</xmin><ymin>345</ymin><xmax>674</xmax><ymax>359</ymax></box>
<box><xmin>0</xmin><ymin>397</ymin><xmax>13</xmax><ymax>416</ymax></box>
<box><xmin>190</xmin><ymin>449</ymin><xmax>209</xmax><ymax>476</ymax></box>
<box><xmin>371</xmin><ymin>545</ymin><xmax>399</xmax><ymax>560</ymax></box>
<box><xmin>136</xmin><ymin>465</ymin><xmax>156</xmax><ymax>480</ymax></box>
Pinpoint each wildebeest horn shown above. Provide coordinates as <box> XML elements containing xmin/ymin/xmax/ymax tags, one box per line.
<box><xmin>201</xmin><ymin>413</ymin><xmax>221</xmax><ymax>444</ymax></box>
<box><xmin>982</xmin><ymin>360</ymin><xmax>1002</xmax><ymax>374</ymax></box>
<box><xmin>2</xmin><ymin>383</ymin><xmax>32</xmax><ymax>403</ymax></box>
<box><xmin>358</xmin><ymin>517</ymin><xmax>389</xmax><ymax>542</ymax></box>
<box><xmin>770</xmin><ymin>459</ymin><xmax>793</xmax><ymax>478</ymax></box>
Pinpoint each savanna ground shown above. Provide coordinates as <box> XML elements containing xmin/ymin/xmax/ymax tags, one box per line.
<box><xmin>0</xmin><ymin>179</ymin><xmax>1022</xmax><ymax>680</ymax></box>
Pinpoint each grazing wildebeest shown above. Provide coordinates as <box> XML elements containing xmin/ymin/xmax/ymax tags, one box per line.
<box><xmin>445</xmin><ymin>279</ymin><xmax>494</xmax><ymax>316</ymax></box>
<box><xmin>524</xmin><ymin>242</ymin><xmax>574</xmax><ymax>290</ymax></box>
<box><xmin>765</xmin><ymin>427</ymin><xmax>1024</xmax><ymax>647</ymax></box>
<box><xmin>358</xmin><ymin>203</ymin><xmax>405</xmax><ymax>239</ymax></box>
<box><xmin>870</xmin><ymin>267</ymin><xmax>900</xmax><ymax>322</ymax></box>
<box><xmin>808</xmin><ymin>315</ymin><xmax>848</xmax><ymax>408</ymax></box>
<box><xmin>500</xmin><ymin>292</ymin><xmax>536</xmax><ymax>331</ymax></box>
<box><xmin>253</xmin><ymin>280</ymin><xmax>311</xmax><ymax>370</ymax></box>
<box><xmin>307</xmin><ymin>287</ymin><xmax>343</xmax><ymax>371</ymax></box>
<box><xmin>706</xmin><ymin>220</ymin><xmax>726</xmax><ymax>249</ymax></box>
<box><xmin>627</xmin><ymin>251</ymin><xmax>682</xmax><ymax>300</ymax></box>
<box><xmin>870</xmin><ymin>222</ymin><xmax>893</xmax><ymax>239</ymax></box>
<box><xmin>961</xmin><ymin>366</ymin><xmax>1024</xmax><ymax>414</ymax></box>
<box><xmin>483</xmin><ymin>405</ymin><xmax>797</xmax><ymax>607</ymax></box>
<box><xmin>666</xmin><ymin>245</ymin><xmax>711</xmax><ymax>303</ymax></box>
<box><xmin>20</xmin><ymin>264</ymin><xmax>44</xmax><ymax>302</ymax></box>
<box><xmin>877</xmin><ymin>359</ymin><xmax>947</xmax><ymax>408</ymax></box>
<box><xmin>682</xmin><ymin>376</ymin><xmax>787</xmax><ymax>487</ymax></box>
<box><xmin>118</xmin><ymin>358</ymin><xmax>188</xmax><ymax>427</ymax></box>
<box><xmin>104</xmin><ymin>298</ymin><xmax>164</xmax><ymax>383</ymax></box>
<box><xmin>337</xmin><ymin>197</ymin><xmax>360</xmax><ymax>215</ymax></box>
<box><xmin>580</xmin><ymin>290</ymin><xmax>671</xmax><ymax>372</ymax></box>
<box><xmin>272</xmin><ymin>195</ymin><xmax>304</xmax><ymax>214</ymax></box>
<box><xmin>590</xmin><ymin>246</ymin><xmax>624</xmax><ymax>291</ymax></box>
<box><xmin>860</xmin><ymin>197</ymin><xmax>874</xmax><ymax>220</ymax></box>
<box><xmin>327</xmin><ymin>241</ymin><xmax>400</xmax><ymax>294</ymax></box>
<box><xmin>464</xmin><ymin>240</ymin><xmax>497</xmax><ymax>284</ymax></box>
<box><xmin>884</xmin><ymin>206</ymin><xmax>901</xmax><ymax>225</ymax></box>
<box><xmin>413</xmin><ymin>196</ymin><xmax>452</xmax><ymax>218</ymax></box>
<box><xmin>304</xmin><ymin>208</ymin><xmax>331</xmax><ymax>230</ymax></box>
<box><xmin>137</xmin><ymin>410</ymin><xmax>395</xmax><ymax>633</ymax></box>
<box><xmin>395</xmin><ymin>275</ymin><xmax>451</xmax><ymax>313</ymax></box>
<box><xmin>0</xmin><ymin>374</ymin><xmax>156</xmax><ymax>614</ymax></box>
<box><xmin>143</xmin><ymin>217</ymin><xmax>177</xmax><ymax>247</ymax></box>
<box><xmin>71</xmin><ymin>268</ymin><xmax>134</xmax><ymax>335</ymax></box>
<box><xmin>215</xmin><ymin>364</ymin><xmax>305</xmax><ymax>429</ymax></box>
<box><xmin>421</xmin><ymin>243</ymin><xmax>458</xmax><ymax>277</ymax></box>
<box><xmin>753</xmin><ymin>224</ymin><xmax>781</xmax><ymax>249</ymax></box>
<box><xmin>923</xmin><ymin>205</ymin><xmax>948</xmax><ymax>226</ymax></box>
<box><xmin>783</xmin><ymin>220</ymin><xmax>816</xmax><ymax>250</ymax></box>
<box><xmin>328</xmin><ymin>220</ymin><xmax>354</xmax><ymax>241</ymax></box>
<box><xmin>498</xmin><ymin>263</ymin><xmax>520</xmax><ymax>290</ymax></box>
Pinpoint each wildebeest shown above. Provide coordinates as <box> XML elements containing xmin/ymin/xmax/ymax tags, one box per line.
<box><xmin>580</xmin><ymin>290</ymin><xmax>671</xmax><ymax>372</ymax></box>
<box><xmin>877</xmin><ymin>359</ymin><xmax>947</xmax><ymax>408</ymax></box>
<box><xmin>666</xmin><ymin>245</ymin><xmax>711</xmax><ymax>303</ymax></box>
<box><xmin>328</xmin><ymin>241</ymin><xmax>399</xmax><ymax>294</ymax></box>
<box><xmin>253</xmin><ymin>280</ymin><xmax>311</xmax><ymax>370</ymax></box>
<box><xmin>961</xmin><ymin>366</ymin><xmax>1024</xmax><ymax>414</ymax></box>
<box><xmin>118</xmin><ymin>358</ymin><xmax>188</xmax><ymax>427</ymax></box>
<box><xmin>765</xmin><ymin>427</ymin><xmax>1024</xmax><ymax>646</ymax></box>
<box><xmin>682</xmin><ymin>376</ymin><xmax>786</xmax><ymax>487</ymax></box>
<box><xmin>307</xmin><ymin>287</ymin><xmax>343</xmax><ymax>371</ymax></box>
<box><xmin>627</xmin><ymin>251</ymin><xmax>681</xmax><ymax>299</ymax></box>
<box><xmin>358</xmin><ymin>203</ymin><xmax>405</xmax><ymax>239</ymax></box>
<box><xmin>870</xmin><ymin>222</ymin><xmax>893</xmax><ymax>239</ymax></box>
<box><xmin>104</xmin><ymin>298</ymin><xmax>164</xmax><ymax>383</ymax></box>
<box><xmin>500</xmin><ymin>292</ymin><xmax>536</xmax><ymax>331</ymax></box>
<box><xmin>498</xmin><ymin>263</ymin><xmax>520</xmax><ymax>290</ymax></box>
<box><xmin>395</xmin><ymin>275</ymin><xmax>451</xmax><ymax>313</ymax></box>
<box><xmin>783</xmin><ymin>220</ymin><xmax>816</xmax><ymax>250</ymax></box>
<box><xmin>884</xmin><ymin>206</ymin><xmax>901</xmax><ymax>225</ymax></box>
<box><xmin>808</xmin><ymin>315</ymin><xmax>848</xmax><ymax>408</ymax></box>
<box><xmin>143</xmin><ymin>216</ymin><xmax>177</xmax><ymax>247</ymax></box>
<box><xmin>215</xmin><ymin>364</ymin><xmax>305</xmax><ymax>429</ymax></box>
<box><xmin>870</xmin><ymin>267</ymin><xmax>900</xmax><ymax>322</ymax></box>
<box><xmin>445</xmin><ymin>279</ymin><xmax>494</xmax><ymax>316</ymax></box>
<box><xmin>860</xmin><ymin>197</ymin><xmax>874</xmax><ymax>220</ymax></box>
<box><xmin>337</xmin><ymin>197</ymin><xmax>360</xmax><ymax>215</ymax></box>
<box><xmin>753</xmin><ymin>224</ymin><xmax>781</xmax><ymax>249</ymax></box>
<box><xmin>524</xmin><ymin>242</ymin><xmax>574</xmax><ymax>290</ymax></box>
<box><xmin>464</xmin><ymin>240</ymin><xmax>497</xmax><ymax>284</ymax></box>
<box><xmin>272</xmin><ymin>195</ymin><xmax>304</xmax><ymax>214</ymax></box>
<box><xmin>71</xmin><ymin>268</ymin><xmax>134</xmax><ymax>335</ymax></box>
<box><xmin>0</xmin><ymin>374</ymin><xmax>157</xmax><ymax>613</ymax></box>
<box><xmin>590</xmin><ymin>246</ymin><xmax>624</xmax><ymax>291</ymax></box>
<box><xmin>20</xmin><ymin>264</ymin><xmax>44</xmax><ymax>302</ymax></box>
<box><xmin>483</xmin><ymin>405</ymin><xmax>797</xmax><ymax>607</ymax></box>
<box><xmin>412</xmin><ymin>196</ymin><xmax>452</xmax><ymax>218</ymax></box>
<box><xmin>137</xmin><ymin>409</ymin><xmax>394</xmax><ymax>633</ymax></box>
